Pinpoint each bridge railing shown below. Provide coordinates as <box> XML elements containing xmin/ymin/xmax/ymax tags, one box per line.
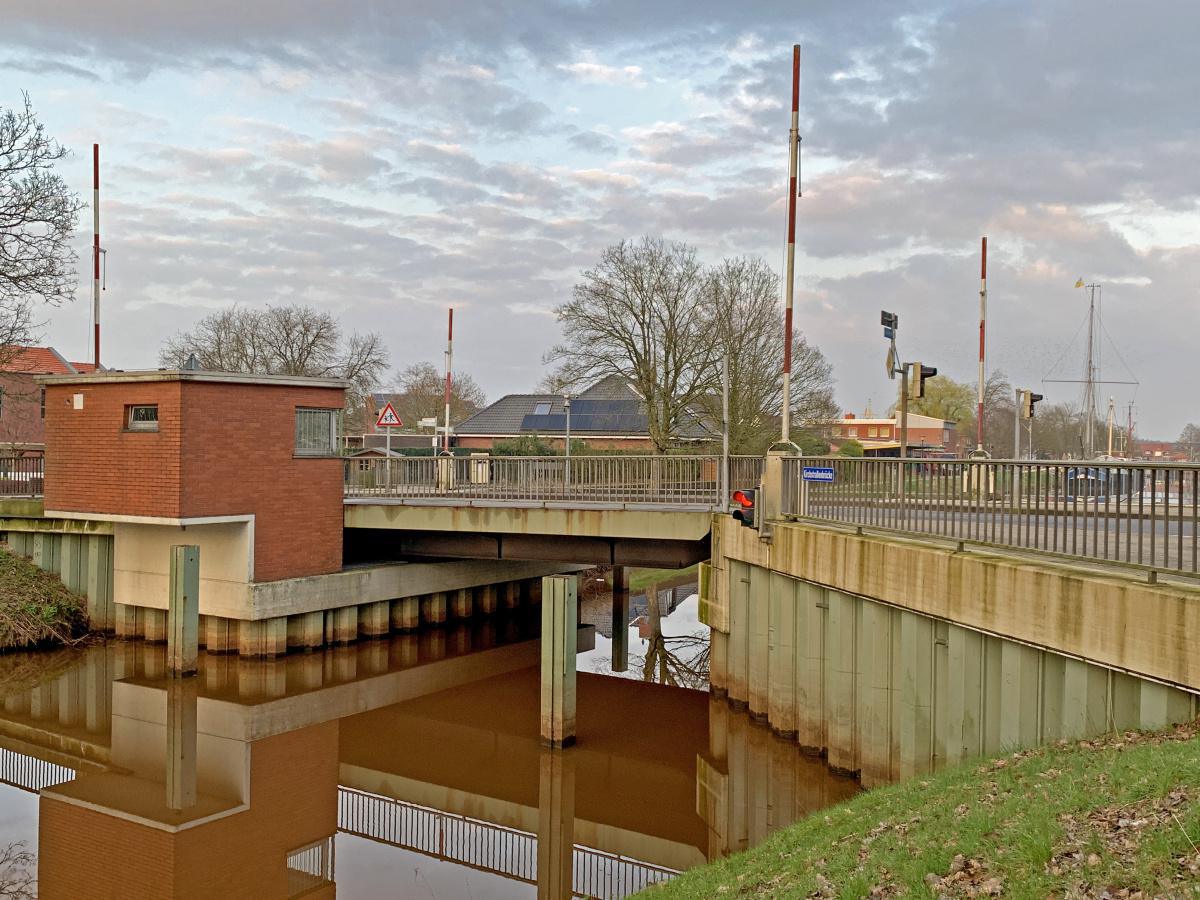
<box><xmin>338</xmin><ymin>787</ymin><xmax>676</xmax><ymax>897</ymax></box>
<box><xmin>784</xmin><ymin>456</ymin><xmax>1200</xmax><ymax>576</ymax></box>
<box><xmin>0</xmin><ymin>455</ymin><xmax>44</xmax><ymax>497</ymax></box>
<box><xmin>345</xmin><ymin>454</ymin><xmax>734</xmax><ymax>507</ymax></box>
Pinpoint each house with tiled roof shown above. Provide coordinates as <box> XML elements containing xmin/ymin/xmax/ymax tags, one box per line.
<box><xmin>454</xmin><ymin>374</ymin><xmax>715</xmax><ymax>451</ymax></box>
<box><xmin>0</xmin><ymin>346</ymin><xmax>100</xmax><ymax>449</ymax></box>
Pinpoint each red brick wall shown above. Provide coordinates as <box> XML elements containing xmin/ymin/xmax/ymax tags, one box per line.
<box><xmin>43</xmin><ymin>377</ymin><xmax>345</xmax><ymax>581</ymax></box>
<box><xmin>44</xmin><ymin>380</ymin><xmax>184</xmax><ymax>518</ymax></box>
<box><xmin>178</xmin><ymin>381</ymin><xmax>344</xmax><ymax>581</ymax></box>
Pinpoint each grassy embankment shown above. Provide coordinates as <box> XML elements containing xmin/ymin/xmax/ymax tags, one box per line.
<box><xmin>649</xmin><ymin>722</ymin><xmax>1200</xmax><ymax>898</ymax></box>
<box><xmin>0</xmin><ymin>547</ymin><xmax>87</xmax><ymax>652</ymax></box>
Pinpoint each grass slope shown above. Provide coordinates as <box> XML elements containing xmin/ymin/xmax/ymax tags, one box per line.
<box><xmin>649</xmin><ymin>722</ymin><xmax>1200</xmax><ymax>898</ymax></box>
<box><xmin>0</xmin><ymin>547</ymin><xmax>87</xmax><ymax>651</ymax></box>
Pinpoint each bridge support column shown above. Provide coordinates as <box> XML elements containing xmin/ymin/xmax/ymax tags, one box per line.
<box><xmin>239</xmin><ymin>618</ymin><xmax>287</xmax><ymax>657</ymax></box>
<box><xmin>391</xmin><ymin>597</ymin><xmax>420</xmax><ymax>632</ymax></box>
<box><xmin>540</xmin><ymin>574</ymin><xmax>577</xmax><ymax>748</ymax></box>
<box><xmin>475</xmin><ymin>585</ymin><xmax>497</xmax><ymax>616</ymax></box>
<box><xmin>114</xmin><ymin>603</ymin><xmax>141</xmax><ymax>640</ymax></box>
<box><xmin>168</xmin><ymin>546</ymin><xmax>199</xmax><ymax>677</ymax></box>
<box><xmin>450</xmin><ymin>588</ymin><xmax>473</xmax><ymax>620</ymax></box>
<box><xmin>421</xmin><ymin>592</ymin><xmax>448</xmax><ymax>627</ymax></box>
<box><xmin>611</xmin><ymin>567</ymin><xmax>629</xmax><ymax>673</ymax></box>
<box><xmin>500</xmin><ymin>581</ymin><xmax>521</xmax><ymax>611</ymax></box>
<box><xmin>767</xmin><ymin>573</ymin><xmax>798</xmax><ymax>738</ymax></box>
<box><xmin>327</xmin><ymin>607</ymin><xmax>357</xmax><ymax>645</ymax></box>
<box><xmin>537</xmin><ymin>747</ymin><xmax>576</xmax><ymax>900</ymax></box>
<box><xmin>143</xmin><ymin>608</ymin><xmax>168</xmax><ymax>644</ymax></box>
<box><xmin>525</xmin><ymin>578</ymin><xmax>543</xmax><ymax>606</ymax></box>
<box><xmin>289</xmin><ymin>611</ymin><xmax>326</xmax><ymax>651</ymax></box>
<box><xmin>358</xmin><ymin>601</ymin><xmax>390</xmax><ymax>639</ymax></box>
<box><xmin>205</xmin><ymin>616</ymin><xmax>235</xmax><ymax>654</ymax></box>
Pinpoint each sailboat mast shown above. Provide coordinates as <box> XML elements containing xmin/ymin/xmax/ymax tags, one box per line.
<box><xmin>1084</xmin><ymin>284</ymin><xmax>1096</xmax><ymax>457</ymax></box>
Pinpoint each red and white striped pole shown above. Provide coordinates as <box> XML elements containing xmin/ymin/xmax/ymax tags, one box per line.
<box><xmin>93</xmin><ymin>144</ymin><xmax>101</xmax><ymax>369</ymax></box>
<box><xmin>780</xmin><ymin>43</ymin><xmax>801</xmax><ymax>442</ymax></box>
<box><xmin>976</xmin><ymin>236</ymin><xmax>987</xmax><ymax>454</ymax></box>
<box><xmin>443</xmin><ymin>308</ymin><xmax>453</xmax><ymax>454</ymax></box>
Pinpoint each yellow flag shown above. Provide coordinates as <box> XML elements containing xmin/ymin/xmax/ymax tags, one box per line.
<box><xmin>1074</xmin><ymin>278</ymin><xmax>1085</xmax><ymax>288</ymax></box>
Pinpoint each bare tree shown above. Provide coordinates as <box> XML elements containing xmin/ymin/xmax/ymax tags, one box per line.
<box><xmin>636</xmin><ymin>583</ymin><xmax>709</xmax><ymax>688</ymax></box>
<box><xmin>547</xmin><ymin>237</ymin><xmax>716</xmax><ymax>452</ymax></box>
<box><xmin>386</xmin><ymin>361</ymin><xmax>486</xmax><ymax>428</ymax></box>
<box><xmin>702</xmin><ymin>256</ymin><xmax>838</xmax><ymax>454</ymax></box>
<box><xmin>0</xmin><ymin>842</ymin><xmax>35</xmax><ymax>899</ymax></box>
<box><xmin>0</xmin><ymin>93</ymin><xmax>84</xmax><ymax>367</ymax></box>
<box><xmin>160</xmin><ymin>304</ymin><xmax>388</xmax><ymax>415</ymax></box>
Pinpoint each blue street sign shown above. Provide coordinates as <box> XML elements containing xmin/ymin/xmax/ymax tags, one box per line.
<box><xmin>883</xmin><ymin>326</ymin><xmax>895</xmax><ymax>340</ymax></box>
<box><xmin>802</xmin><ymin>466</ymin><xmax>836</xmax><ymax>483</ymax></box>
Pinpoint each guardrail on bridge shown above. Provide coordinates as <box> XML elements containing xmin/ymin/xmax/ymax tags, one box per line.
<box><xmin>784</xmin><ymin>456</ymin><xmax>1200</xmax><ymax>577</ymax></box>
<box><xmin>0</xmin><ymin>455</ymin><xmax>43</xmax><ymax>498</ymax></box>
<box><xmin>345</xmin><ymin>455</ymin><xmax>764</xmax><ymax>509</ymax></box>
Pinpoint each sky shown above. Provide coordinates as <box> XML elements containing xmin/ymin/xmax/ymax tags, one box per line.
<box><xmin>2</xmin><ymin>1</ymin><xmax>1197</xmax><ymax>438</ymax></box>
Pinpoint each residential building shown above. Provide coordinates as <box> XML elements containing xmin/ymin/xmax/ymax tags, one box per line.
<box><xmin>829</xmin><ymin>411</ymin><xmax>962</xmax><ymax>457</ymax></box>
<box><xmin>1136</xmin><ymin>439</ymin><xmax>1189</xmax><ymax>462</ymax></box>
<box><xmin>453</xmin><ymin>374</ymin><xmax>714</xmax><ymax>451</ymax></box>
<box><xmin>0</xmin><ymin>346</ymin><xmax>98</xmax><ymax>450</ymax></box>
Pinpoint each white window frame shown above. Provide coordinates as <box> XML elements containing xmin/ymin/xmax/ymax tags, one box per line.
<box><xmin>295</xmin><ymin>408</ymin><xmax>339</xmax><ymax>457</ymax></box>
<box><xmin>126</xmin><ymin>404</ymin><xmax>159</xmax><ymax>432</ymax></box>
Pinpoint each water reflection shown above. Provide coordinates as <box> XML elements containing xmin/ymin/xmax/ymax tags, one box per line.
<box><xmin>0</xmin><ymin>612</ymin><xmax>856</xmax><ymax>898</ymax></box>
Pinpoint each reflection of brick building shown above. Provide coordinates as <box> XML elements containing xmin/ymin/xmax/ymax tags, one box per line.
<box><xmin>0</xmin><ymin>346</ymin><xmax>98</xmax><ymax>449</ymax></box>
<box><xmin>830</xmin><ymin>411</ymin><xmax>962</xmax><ymax>457</ymax></box>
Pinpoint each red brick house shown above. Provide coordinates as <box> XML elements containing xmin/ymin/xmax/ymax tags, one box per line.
<box><xmin>830</xmin><ymin>411</ymin><xmax>962</xmax><ymax>457</ymax></box>
<box><xmin>0</xmin><ymin>346</ymin><xmax>98</xmax><ymax>450</ymax></box>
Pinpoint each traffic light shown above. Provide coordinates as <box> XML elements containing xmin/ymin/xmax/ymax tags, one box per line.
<box><xmin>1022</xmin><ymin>390</ymin><xmax>1043</xmax><ymax>419</ymax></box>
<box><xmin>907</xmin><ymin>362</ymin><xmax>938</xmax><ymax>400</ymax></box>
<box><xmin>731</xmin><ymin>488</ymin><xmax>757</xmax><ymax>528</ymax></box>
<box><xmin>881</xmin><ymin>310</ymin><xmax>898</xmax><ymax>341</ymax></box>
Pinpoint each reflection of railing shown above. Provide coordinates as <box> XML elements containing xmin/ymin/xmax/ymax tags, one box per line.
<box><xmin>338</xmin><ymin>787</ymin><xmax>676</xmax><ymax>898</ymax></box>
<box><xmin>785</xmin><ymin>457</ymin><xmax>1200</xmax><ymax>576</ymax></box>
<box><xmin>286</xmin><ymin>836</ymin><xmax>336</xmax><ymax>898</ymax></box>
<box><xmin>0</xmin><ymin>747</ymin><xmax>74</xmax><ymax>793</ymax></box>
<box><xmin>0</xmin><ymin>455</ymin><xmax>43</xmax><ymax>497</ymax></box>
<box><xmin>345</xmin><ymin>455</ymin><xmax>724</xmax><ymax>508</ymax></box>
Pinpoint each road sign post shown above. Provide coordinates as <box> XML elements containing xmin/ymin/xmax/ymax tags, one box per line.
<box><xmin>375</xmin><ymin>401</ymin><xmax>404</xmax><ymax>490</ymax></box>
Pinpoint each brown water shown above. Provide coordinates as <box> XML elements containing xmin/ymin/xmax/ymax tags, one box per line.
<box><xmin>0</xmin><ymin>613</ymin><xmax>857</xmax><ymax>898</ymax></box>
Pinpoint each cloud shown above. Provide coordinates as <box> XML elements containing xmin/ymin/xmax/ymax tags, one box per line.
<box><xmin>557</xmin><ymin>60</ymin><xmax>645</xmax><ymax>87</ymax></box>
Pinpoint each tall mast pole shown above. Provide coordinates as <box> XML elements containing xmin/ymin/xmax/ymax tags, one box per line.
<box><xmin>443</xmin><ymin>308</ymin><xmax>453</xmax><ymax>454</ymax></box>
<box><xmin>1106</xmin><ymin>396</ymin><xmax>1115</xmax><ymax>458</ymax></box>
<box><xmin>92</xmin><ymin>144</ymin><xmax>101</xmax><ymax>369</ymax></box>
<box><xmin>1084</xmin><ymin>284</ymin><xmax>1096</xmax><ymax>457</ymax></box>
<box><xmin>780</xmin><ymin>43</ymin><xmax>800</xmax><ymax>442</ymax></box>
<box><xmin>976</xmin><ymin>236</ymin><xmax>987</xmax><ymax>454</ymax></box>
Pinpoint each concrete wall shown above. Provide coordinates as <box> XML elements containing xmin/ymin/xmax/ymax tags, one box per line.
<box><xmin>707</xmin><ymin>517</ymin><xmax>1200</xmax><ymax>786</ymax></box>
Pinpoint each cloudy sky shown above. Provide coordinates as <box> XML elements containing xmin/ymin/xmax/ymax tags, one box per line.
<box><xmin>2</xmin><ymin>1</ymin><xmax>1196</xmax><ymax>438</ymax></box>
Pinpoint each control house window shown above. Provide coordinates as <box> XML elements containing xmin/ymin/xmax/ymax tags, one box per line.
<box><xmin>848</xmin><ymin>427</ymin><xmax>858</xmax><ymax>438</ymax></box>
<box><xmin>126</xmin><ymin>404</ymin><xmax>159</xmax><ymax>432</ymax></box>
<box><xmin>867</xmin><ymin>426</ymin><xmax>878</xmax><ymax>438</ymax></box>
<box><xmin>295</xmin><ymin>408</ymin><xmax>339</xmax><ymax>456</ymax></box>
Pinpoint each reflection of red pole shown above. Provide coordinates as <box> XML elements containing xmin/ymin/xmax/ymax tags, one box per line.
<box><xmin>976</xmin><ymin>236</ymin><xmax>987</xmax><ymax>453</ymax></box>
<box><xmin>93</xmin><ymin>144</ymin><xmax>101</xmax><ymax>369</ymax></box>
<box><xmin>443</xmin><ymin>308</ymin><xmax>453</xmax><ymax>453</ymax></box>
<box><xmin>781</xmin><ymin>44</ymin><xmax>800</xmax><ymax>441</ymax></box>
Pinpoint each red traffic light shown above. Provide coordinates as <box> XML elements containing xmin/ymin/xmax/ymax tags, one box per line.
<box><xmin>731</xmin><ymin>490</ymin><xmax>755</xmax><ymax>509</ymax></box>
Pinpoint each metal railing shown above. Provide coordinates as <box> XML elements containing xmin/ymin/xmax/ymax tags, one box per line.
<box><xmin>338</xmin><ymin>787</ymin><xmax>676</xmax><ymax>898</ymax></box>
<box><xmin>0</xmin><ymin>747</ymin><xmax>74</xmax><ymax>793</ymax></box>
<box><xmin>785</xmin><ymin>456</ymin><xmax>1200</xmax><ymax>576</ymax></box>
<box><xmin>0</xmin><ymin>455</ymin><xmax>43</xmax><ymax>497</ymax></box>
<box><xmin>345</xmin><ymin>455</ymin><xmax>730</xmax><ymax>507</ymax></box>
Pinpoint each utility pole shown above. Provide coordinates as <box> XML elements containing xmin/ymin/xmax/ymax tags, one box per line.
<box><xmin>442</xmin><ymin>308</ymin><xmax>453</xmax><ymax>455</ymax></box>
<box><xmin>1082</xmin><ymin>283</ymin><xmax>1099</xmax><ymax>457</ymax></box>
<box><xmin>1106</xmin><ymin>396</ymin><xmax>1115</xmax><ymax>458</ymax></box>
<box><xmin>721</xmin><ymin>353</ymin><xmax>730</xmax><ymax>511</ymax></box>
<box><xmin>1014</xmin><ymin>388</ymin><xmax>1022</xmax><ymax>460</ymax></box>
<box><xmin>899</xmin><ymin>367</ymin><xmax>909</xmax><ymax>460</ymax></box>
<box><xmin>92</xmin><ymin>144</ymin><xmax>101</xmax><ymax>369</ymax></box>
<box><xmin>564</xmin><ymin>394</ymin><xmax>572</xmax><ymax>485</ymax></box>
<box><xmin>975</xmin><ymin>236</ymin><xmax>987</xmax><ymax>454</ymax></box>
<box><xmin>780</xmin><ymin>44</ymin><xmax>801</xmax><ymax>442</ymax></box>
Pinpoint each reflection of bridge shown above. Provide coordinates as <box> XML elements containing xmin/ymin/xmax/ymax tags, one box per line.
<box><xmin>339</xmin><ymin>788</ymin><xmax>675</xmax><ymax>898</ymax></box>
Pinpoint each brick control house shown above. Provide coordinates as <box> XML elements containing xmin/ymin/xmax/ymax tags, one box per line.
<box><xmin>38</xmin><ymin>370</ymin><xmax>346</xmax><ymax>631</ymax></box>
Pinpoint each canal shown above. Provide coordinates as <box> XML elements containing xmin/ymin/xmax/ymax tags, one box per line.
<box><xmin>0</xmin><ymin>588</ymin><xmax>857</xmax><ymax>898</ymax></box>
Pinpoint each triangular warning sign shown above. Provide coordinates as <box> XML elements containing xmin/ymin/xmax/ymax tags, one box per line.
<box><xmin>375</xmin><ymin>401</ymin><xmax>403</xmax><ymax>428</ymax></box>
